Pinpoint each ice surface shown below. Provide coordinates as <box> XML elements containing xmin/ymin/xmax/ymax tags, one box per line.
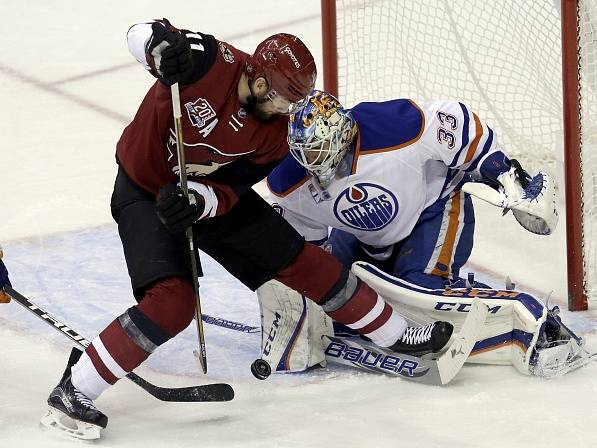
<box><xmin>1</xmin><ymin>1</ymin><xmax>597</xmax><ymax>447</ymax></box>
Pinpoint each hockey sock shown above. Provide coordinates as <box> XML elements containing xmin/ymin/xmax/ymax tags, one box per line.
<box><xmin>71</xmin><ymin>277</ymin><xmax>196</xmax><ymax>399</ymax></box>
<box><xmin>275</xmin><ymin>242</ymin><xmax>407</xmax><ymax>347</ymax></box>
<box><xmin>323</xmin><ymin>280</ymin><xmax>407</xmax><ymax>347</ymax></box>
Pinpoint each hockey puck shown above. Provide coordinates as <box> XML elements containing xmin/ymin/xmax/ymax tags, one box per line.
<box><xmin>251</xmin><ymin>359</ymin><xmax>271</xmax><ymax>380</ymax></box>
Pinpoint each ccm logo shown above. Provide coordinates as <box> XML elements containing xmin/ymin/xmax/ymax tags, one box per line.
<box><xmin>262</xmin><ymin>312</ymin><xmax>282</xmax><ymax>356</ymax></box>
<box><xmin>435</xmin><ymin>302</ymin><xmax>501</xmax><ymax>314</ymax></box>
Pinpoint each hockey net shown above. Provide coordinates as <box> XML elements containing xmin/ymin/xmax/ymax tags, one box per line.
<box><xmin>321</xmin><ymin>0</ymin><xmax>597</xmax><ymax>310</ymax></box>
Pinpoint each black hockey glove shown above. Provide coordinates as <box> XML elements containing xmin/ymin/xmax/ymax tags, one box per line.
<box><xmin>146</xmin><ymin>18</ymin><xmax>193</xmax><ymax>86</ymax></box>
<box><xmin>157</xmin><ymin>183</ymin><xmax>205</xmax><ymax>233</ymax></box>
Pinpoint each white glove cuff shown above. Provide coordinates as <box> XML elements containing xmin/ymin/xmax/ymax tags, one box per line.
<box><xmin>127</xmin><ymin>23</ymin><xmax>154</xmax><ymax>71</ymax></box>
<box><xmin>187</xmin><ymin>181</ymin><xmax>218</xmax><ymax>219</ymax></box>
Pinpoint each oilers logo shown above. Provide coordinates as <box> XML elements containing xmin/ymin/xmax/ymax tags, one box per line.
<box><xmin>334</xmin><ymin>183</ymin><xmax>398</xmax><ymax>231</ymax></box>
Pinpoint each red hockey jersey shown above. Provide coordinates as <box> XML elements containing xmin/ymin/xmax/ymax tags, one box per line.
<box><xmin>116</xmin><ymin>34</ymin><xmax>289</xmax><ymax>215</ymax></box>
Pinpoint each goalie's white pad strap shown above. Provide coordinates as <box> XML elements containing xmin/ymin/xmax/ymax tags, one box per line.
<box><xmin>351</xmin><ymin>261</ymin><xmax>547</xmax><ymax>375</ymax></box>
<box><xmin>257</xmin><ymin>280</ymin><xmax>334</xmax><ymax>372</ymax></box>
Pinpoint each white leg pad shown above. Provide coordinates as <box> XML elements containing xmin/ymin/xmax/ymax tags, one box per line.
<box><xmin>257</xmin><ymin>280</ymin><xmax>334</xmax><ymax>372</ymax></box>
<box><xmin>351</xmin><ymin>261</ymin><xmax>548</xmax><ymax>375</ymax></box>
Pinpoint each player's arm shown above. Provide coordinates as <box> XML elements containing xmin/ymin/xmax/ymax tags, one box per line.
<box><xmin>126</xmin><ymin>18</ymin><xmax>217</xmax><ymax>86</ymax></box>
<box><xmin>423</xmin><ymin>100</ymin><xmax>500</xmax><ymax>176</ymax></box>
<box><xmin>156</xmin><ymin>147</ymin><xmax>295</xmax><ymax>233</ymax></box>
<box><xmin>155</xmin><ymin>161</ymin><xmax>285</xmax><ymax>234</ymax></box>
<box><xmin>424</xmin><ymin>100</ymin><xmax>558</xmax><ymax>235</ymax></box>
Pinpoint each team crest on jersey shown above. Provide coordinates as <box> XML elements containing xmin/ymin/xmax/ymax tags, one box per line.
<box><xmin>185</xmin><ymin>98</ymin><xmax>216</xmax><ymax>129</ymax></box>
<box><xmin>218</xmin><ymin>42</ymin><xmax>235</xmax><ymax>63</ymax></box>
<box><xmin>334</xmin><ymin>183</ymin><xmax>398</xmax><ymax>231</ymax></box>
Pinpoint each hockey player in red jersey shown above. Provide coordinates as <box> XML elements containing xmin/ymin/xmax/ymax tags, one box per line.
<box><xmin>41</xmin><ymin>19</ymin><xmax>453</xmax><ymax>438</ymax></box>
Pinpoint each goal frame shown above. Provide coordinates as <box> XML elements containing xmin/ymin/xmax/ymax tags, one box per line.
<box><xmin>320</xmin><ymin>0</ymin><xmax>588</xmax><ymax>311</ymax></box>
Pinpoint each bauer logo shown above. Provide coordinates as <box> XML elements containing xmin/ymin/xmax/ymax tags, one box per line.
<box><xmin>334</xmin><ymin>183</ymin><xmax>398</xmax><ymax>231</ymax></box>
<box><xmin>324</xmin><ymin>339</ymin><xmax>429</xmax><ymax>378</ymax></box>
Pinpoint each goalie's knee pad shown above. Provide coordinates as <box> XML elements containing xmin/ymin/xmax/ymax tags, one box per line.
<box><xmin>257</xmin><ymin>280</ymin><xmax>334</xmax><ymax>373</ymax></box>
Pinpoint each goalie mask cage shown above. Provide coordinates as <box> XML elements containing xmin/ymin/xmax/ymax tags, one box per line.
<box><xmin>321</xmin><ymin>0</ymin><xmax>597</xmax><ymax>311</ymax></box>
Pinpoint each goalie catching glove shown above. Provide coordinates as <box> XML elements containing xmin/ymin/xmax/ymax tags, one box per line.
<box><xmin>462</xmin><ymin>159</ymin><xmax>558</xmax><ymax>235</ymax></box>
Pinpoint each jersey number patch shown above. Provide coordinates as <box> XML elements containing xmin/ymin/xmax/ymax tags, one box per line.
<box><xmin>436</xmin><ymin>111</ymin><xmax>458</xmax><ymax>149</ymax></box>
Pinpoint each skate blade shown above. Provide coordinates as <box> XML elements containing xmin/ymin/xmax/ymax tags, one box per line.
<box><xmin>40</xmin><ymin>407</ymin><xmax>102</xmax><ymax>441</ymax></box>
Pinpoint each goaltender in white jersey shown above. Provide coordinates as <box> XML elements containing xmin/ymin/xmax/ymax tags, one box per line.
<box><xmin>268</xmin><ymin>92</ymin><xmax>556</xmax><ymax>285</ymax></box>
<box><xmin>255</xmin><ymin>90</ymin><xmax>591</xmax><ymax>379</ymax></box>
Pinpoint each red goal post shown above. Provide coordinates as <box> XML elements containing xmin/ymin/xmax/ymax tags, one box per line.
<box><xmin>321</xmin><ymin>0</ymin><xmax>597</xmax><ymax>311</ymax></box>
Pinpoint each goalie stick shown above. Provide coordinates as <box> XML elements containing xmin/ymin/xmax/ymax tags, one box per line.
<box><xmin>323</xmin><ymin>298</ymin><xmax>489</xmax><ymax>385</ymax></box>
<box><xmin>3</xmin><ymin>286</ymin><xmax>234</xmax><ymax>403</ymax></box>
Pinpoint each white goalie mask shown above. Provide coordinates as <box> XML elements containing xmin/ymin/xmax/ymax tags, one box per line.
<box><xmin>288</xmin><ymin>90</ymin><xmax>356</xmax><ymax>188</ymax></box>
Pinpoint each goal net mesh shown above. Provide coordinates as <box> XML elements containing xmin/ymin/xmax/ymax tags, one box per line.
<box><xmin>334</xmin><ymin>0</ymin><xmax>597</xmax><ymax>302</ymax></box>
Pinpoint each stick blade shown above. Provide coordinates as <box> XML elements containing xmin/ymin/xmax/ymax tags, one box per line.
<box><xmin>157</xmin><ymin>383</ymin><xmax>235</xmax><ymax>403</ymax></box>
<box><xmin>436</xmin><ymin>298</ymin><xmax>489</xmax><ymax>385</ymax></box>
<box><xmin>127</xmin><ymin>372</ymin><xmax>234</xmax><ymax>402</ymax></box>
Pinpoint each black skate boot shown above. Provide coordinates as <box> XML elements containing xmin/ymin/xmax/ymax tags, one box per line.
<box><xmin>389</xmin><ymin>321</ymin><xmax>454</xmax><ymax>356</ymax></box>
<box><xmin>40</xmin><ymin>348</ymin><xmax>108</xmax><ymax>440</ymax></box>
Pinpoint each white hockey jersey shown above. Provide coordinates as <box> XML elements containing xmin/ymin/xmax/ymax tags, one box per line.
<box><xmin>267</xmin><ymin>99</ymin><xmax>507</xmax><ymax>250</ymax></box>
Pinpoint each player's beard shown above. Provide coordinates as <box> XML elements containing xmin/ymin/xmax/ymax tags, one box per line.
<box><xmin>243</xmin><ymin>94</ymin><xmax>274</xmax><ymax>121</ymax></box>
<box><xmin>243</xmin><ymin>83</ymin><xmax>275</xmax><ymax>121</ymax></box>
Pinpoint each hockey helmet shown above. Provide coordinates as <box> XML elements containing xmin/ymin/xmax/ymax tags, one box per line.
<box><xmin>245</xmin><ymin>33</ymin><xmax>316</xmax><ymax>111</ymax></box>
<box><xmin>288</xmin><ymin>90</ymin><xmax>356</xmax><ymax>187</ymax></box>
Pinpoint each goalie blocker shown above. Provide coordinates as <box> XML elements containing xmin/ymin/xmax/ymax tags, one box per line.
<box><xmin>257</xmin><ymin>261</ymin><xmax>588</xmax><ymax>377</ymax></box>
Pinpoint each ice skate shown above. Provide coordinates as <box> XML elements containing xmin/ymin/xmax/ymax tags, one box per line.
<box><xmin>389</xmin><ymin>321</ymin><xmax>454</xmax><ymax>356</ymax></box>
<box><xmin>40</xmin><ymin>348</ymin><xmax>107</xmax><ymax>440</ymax></box>
<box><xmin>40</xmin><ymin>373</ymin><xmax>107</xmax><ymax>440</ymax></box>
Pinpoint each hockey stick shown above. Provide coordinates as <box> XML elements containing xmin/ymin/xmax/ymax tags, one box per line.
<box><xmin>323</xmin><ymin>298</ymin><xmax>489</xmax><ymax>385</ymax></box>
<box><xmin>171</xmin><ymin>82</ymin><xmax>208</xmax><ymax>374</ymax></box>
<box><xmin>3</xmin><ymin>286</ymin><xmax>234</xmax><ymax>402</ymax></box>
<box><xmin>201</xmin><ymin>314</ymin><xmax>259</xmax><ymax>334</ymax></box>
